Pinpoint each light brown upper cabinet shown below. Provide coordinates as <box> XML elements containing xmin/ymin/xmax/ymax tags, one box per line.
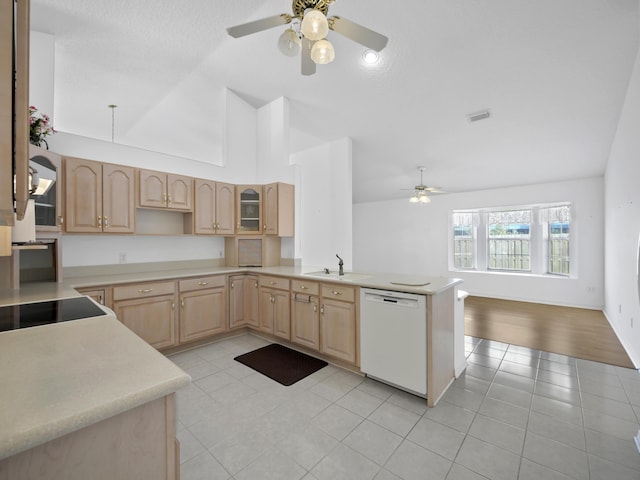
<box><xmin>30</xmin><ymin>145</ymin><xmax>63</xmax><ymax>233</ymax></box>
<box><xmin>138</xmin><ymin>169</ymin><xmax>193</xmax><ymax>211</ymax></box>
<box><xmin>194</xmin><ymin>179</ymin><xmax>235</xmax><ymax>235</ymax></box>
<box><xmin>64</xmin><ymin>157</ymin><xmax>135</xmax><ymax>234</ymax></box>
<box><xmin>235</xmin><ymin>185</ymin><xmax>262</xmax><ymax>234</ymax></box>
<box><xmin>263</xmin><ymin>182</ymin><xmax>294</xmax><ymax>237</ymax></box>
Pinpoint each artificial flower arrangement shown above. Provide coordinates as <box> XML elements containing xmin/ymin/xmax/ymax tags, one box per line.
<box><xmin>29</xmin><ymin>105</ymin><xmax>56</xmax><ymax>149</ymax></box>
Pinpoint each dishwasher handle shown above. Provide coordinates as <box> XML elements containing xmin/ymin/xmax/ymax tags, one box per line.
<box><xmin>363</xmin><ymin>292</ymin><xmax>420</xmax><ymax>308</ymax></box>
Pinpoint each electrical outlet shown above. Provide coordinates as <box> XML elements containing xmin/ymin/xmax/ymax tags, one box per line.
<box><xmin>119</xmin><ymin>252</ymin><xmax>127</xmax><ymax>264</ymax></box>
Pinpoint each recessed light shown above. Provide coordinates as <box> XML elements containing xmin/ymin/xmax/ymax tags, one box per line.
<box><xmin>362</xmin><ymin>49</ymin><xmax>379</xmax><ymax>65</ymax></box>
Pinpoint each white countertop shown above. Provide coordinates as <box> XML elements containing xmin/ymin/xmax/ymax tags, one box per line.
<box><xmin>0</xmin><ymin>314</ymin><xmax>190</xmax><ymax>460</ymax></box>
<box><xmin>0</xmin><ymin>264</ymin><xmax>461</xmax><ymax>308</ymax></box>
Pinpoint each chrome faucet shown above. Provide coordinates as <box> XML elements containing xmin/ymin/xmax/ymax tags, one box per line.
<box><xmin>336</xmin><ymin>254</ymin><xmax>344</xmax><ymax>276</ymax></box>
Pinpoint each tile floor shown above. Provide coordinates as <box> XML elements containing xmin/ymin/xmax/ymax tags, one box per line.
<box><xmin>169</xmin><ymin>334</ymin><xmax>640</xmax><ymax>480</ymax></box>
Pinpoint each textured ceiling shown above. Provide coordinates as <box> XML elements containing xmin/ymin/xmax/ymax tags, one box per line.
<box><xmin>30</xmin><ymin>0</ymin><xmax>639</xmax><ymax>203</ymax></box>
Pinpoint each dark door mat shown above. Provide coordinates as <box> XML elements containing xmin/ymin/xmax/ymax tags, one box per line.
<box><xmin>234</xmin><ymin>343</ymin><xmax>328</xmax><ymax>386</ymax></box>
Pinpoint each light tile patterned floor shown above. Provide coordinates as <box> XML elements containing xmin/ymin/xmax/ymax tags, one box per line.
<box><xmin>169</xmin><ymin>334</ymin><xmax>640</xmax><ymax>480</ymax></box>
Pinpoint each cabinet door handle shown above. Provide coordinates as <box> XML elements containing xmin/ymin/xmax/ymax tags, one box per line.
<box><xmin>180</xmin><ymin>298</ymin><xmax>185</xmax><ymax>308</ymax></box>
<box><xmin>97</xmin><ymin>215</ymin><xmax>102</xmax><ymax>227</ymax></box>
<box><xmin>271</xmin><ymin>295</ymin><xmax>275</xmax><ymax>303</ymax></box>
<box><xmin>171</xmin><ymin>302</ymin><xmax>175</xmax><ymax>310</ymax></box>
<box><xmin>163</xmin><ymin>193</ymin><xmax>168</xmax><ymax>204</ymax></box>
<box><xmin>331</xmin><ymin>290</ymin><xmax>342</xmax><ymax>296</ymax></box>
<box><xmin>138</xmin><ymin>288</ymin><xmax>153</xmax><ymax>293</ymax></box>
<box><xmin>230</xmin><ymin>282</ymin><xmax>234</xmax><ymax>289</ymax></box>
<box><xmin>167</xmin><ymin>195</ymin><xmax>172</xmax><ymax>205</ymax></box>
<box><xmin>269</xmin><ymin>281</ymin><xmax>277</xmax><ymax>285</ymax></box>
<box><xmin>254</xmin><ymin>281</ymin><xmax>258</xmax><ymax>288</ymax></box>
<box><xmin>57</xmin><ymin>215</ymin><xmax>64</xmax><ymax>225</ymax></box>
<box><xmin>263</xmin><ymin>224</ymin><xmax>267</xmax><ymax>230</ymax></box>
<box><xmin>103</xmin><ymin>216</ymin><xmax>109</xmax><ymax>228</ymax></box>
<box><xmin>320</xmin><ymin>305</ymin><xmax>324</xmax><ymax>314</ymax></box>
<box><xmin>313</xmin><ymin>303</ymin><xmax>317</xmax><ymax>312</ymax></box>
<box><xmin>300</xmin><ymin>285</ymin><xmax>308</xmax><ymax>290</ymax></box>
<box><xmin>197</xmin><ymin>281</ymin><xmax>209</xmax><ymax>286</ymax></box>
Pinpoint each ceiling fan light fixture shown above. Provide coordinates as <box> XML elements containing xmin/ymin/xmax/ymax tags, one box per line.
<box><xmin>311</xmin><ymin>39</ymin><xmax>335</xmax><ymax>64</ymax></box>
<box><xmin>277</xmin><ymin>28</ymin><xmax>301</xmax><ymax>57</ymax></box>
<box><xmin>301</xmin><ymin>9</ymin><xmax>329</xmax><ymax>41</ymax></box>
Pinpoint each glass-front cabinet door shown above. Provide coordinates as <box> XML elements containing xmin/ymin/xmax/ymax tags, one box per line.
<box><xmin>236</xmin><ymin>185</ymin><xmax>262</xmax><ymax>234</ymax></box>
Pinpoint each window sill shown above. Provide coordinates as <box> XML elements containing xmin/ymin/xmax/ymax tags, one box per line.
<box><xmin>449</xmin><ymin>269</ymin><xmax>572</xmax><ymax>280</ymax></box>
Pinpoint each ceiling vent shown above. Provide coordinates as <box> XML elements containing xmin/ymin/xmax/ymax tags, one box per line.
<box><xmin>467</xmin><ymin>110</ymin><xmax>491</xmax><ymax>123</ymax></box>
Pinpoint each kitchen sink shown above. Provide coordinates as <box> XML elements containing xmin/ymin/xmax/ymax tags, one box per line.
<box><xmin>303</xmin><ymin>271</ymin><xmax>372</xmax><ymax>282</ymax></box>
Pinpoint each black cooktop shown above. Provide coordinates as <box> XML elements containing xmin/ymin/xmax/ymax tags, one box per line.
<box><xmin>0</xmin><ymin>297</ymin><xmax>107</xmax><ymax>332</ymax></box>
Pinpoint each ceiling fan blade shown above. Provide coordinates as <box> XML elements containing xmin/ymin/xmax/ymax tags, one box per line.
<box><xmin>328</xmin><ymin>16</ymin><xmax>388</xmax><ymax>51</ymax></box>
<box><xmin>227</xmin><ymin>14</ymin><xmax>291</xmax><ymax>38</ymax></box>
<box><xmin>301</xmin><ymin>38</ymin><xmax>316</xmax><ymax>76</ymax></box>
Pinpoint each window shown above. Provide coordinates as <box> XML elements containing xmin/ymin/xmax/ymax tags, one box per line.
<box><xmin>487</xmin><ymin>210</ymin><xmax>531</xmax><ymax>272</ymax></box>
<box><xmin>453</xmin><ymin>212</ymin><xmax>474</xmax><ymax>269</ymax></box>
<box><xmin>546</xmin><ymin>205</ymin><xmax>571</xmax><ymax>275</ymax></box>
<box><xmin>451</xmin><ymin>203</ymin><xmax>572</xmax><ymax>276</ymax></box>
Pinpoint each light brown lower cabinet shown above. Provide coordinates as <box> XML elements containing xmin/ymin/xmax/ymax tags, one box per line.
<box><xmin>76</xmin><ymin>287</ymin><xmax>107</xmax><ymax>305</ymax></box>
<box><xmin>0</xmin><ymin>394</ymin><xmax>179</xmax><ymax>480</ymax></box>
<box><xmin>291</xmin><ymin>293</ymin><xmax>320</xmax><ymax>350</ymax></box>
<box><xmin>178</xmin><ymin>275</ymin><xmax>227</xmax><ymax>343</ymax></box>
<box><xmin>258</xmin><ymin>275</ymin><xmax>290</xmax><ymax>340</ymax></box>
<box><xmin>112</xmin><ymin>281</ymin><xmax>177</xmax><ymax>350</ymax></box>
<box><xmin>320</xmin><ymin>284</ymin><xmax>358</xmax><ymax>364</ymax></box>
<box><xmin>228</xmin><ymin>274</ymin><xmax>259</xmax><ymax>329</ymax></box>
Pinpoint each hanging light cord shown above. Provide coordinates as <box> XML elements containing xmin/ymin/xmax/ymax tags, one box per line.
<box><xmin>108</xmin><ymin>104</ymin><xmax>117</xmax><ymax>142</ymax></box>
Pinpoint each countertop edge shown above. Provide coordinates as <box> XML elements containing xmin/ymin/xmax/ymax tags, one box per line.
<box><xmin>0</xmin><ymin>374</ymin><xmax>190</xmax><ymax>461</ymax></box>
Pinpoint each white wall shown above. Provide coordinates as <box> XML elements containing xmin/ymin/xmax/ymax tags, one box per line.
<box><xmin>291</xmin><ymin>138</ymin><xmax>353</xmax><ymax>270</ymax></box>
<box><xmin>604</xmin><ymin>27</ymin><xmax>640</xmax><ymax>368</ymax></box>
<box><xmin>354</xmin><ymin>177</ymin><xmax>604</xmax><ymax>309</ymax></box>
<box><xmin>29</xmin><ymin>31</ymin><xmax>55</xmax><ymax>118</ymax></box>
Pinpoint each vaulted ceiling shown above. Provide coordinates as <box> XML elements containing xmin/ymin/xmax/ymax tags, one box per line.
<box><xmin>30</xmin><ymin>0</ymin><xmax>639</xmax><ymax>203</ymax></box>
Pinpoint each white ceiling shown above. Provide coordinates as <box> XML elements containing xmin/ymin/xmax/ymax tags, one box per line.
<box><xmin>30</xmin><ymin>0</ymin><xmax>639</xmax><ymax>203</ymax></box>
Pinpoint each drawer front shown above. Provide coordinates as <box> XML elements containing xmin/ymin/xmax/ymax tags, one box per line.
<box><xmin>291</xmin><ymin>279</ymin><xmax>319</xmax><ymax>295</ymax></box>
<box><xmin>321</xmin><ymin>284</ymin><xmax>356</xmax><ymax>303</ymax></box>
<box><xmin>113</xmin><ymin>281</ymin><xmax>175</xmax><ymax>300</ymax></box>
<box><xmin>179</xmin><ymin>275</ymin><xmax>225</xmax><ymax>292</ymax></box>
<box><xmin>259</xmin><ymin>275</ymin><xmax>290</xmax><ymax>291</ymax></box>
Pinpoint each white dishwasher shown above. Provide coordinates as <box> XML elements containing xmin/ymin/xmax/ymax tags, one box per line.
<box><xmin>360</xmin><ymin>288</ymin><xmax>427</xmax><ymax>397</ymax></box>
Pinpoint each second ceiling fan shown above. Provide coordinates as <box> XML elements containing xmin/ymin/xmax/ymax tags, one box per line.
<box><xmin>227</xmin><ymin>0</ymin><xmax>388</xmax><ymax>75</ymax></box>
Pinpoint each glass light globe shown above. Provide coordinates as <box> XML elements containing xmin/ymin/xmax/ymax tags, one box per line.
<box><xmin>409</xmin><ymin>195</ymin><xmax>419</xmax><ymax>203</ymax></box>
<box><xmin>310</xmin><ymin>39</ymin><xmax>335</xmax><ymax>64</ymax></box>
<box><xmin>419</xmin><ymin>194</ymin><xmax>431</xmax><ymax>203</ymax></box>
<box><xmin>277</xmin><ymin>28</ymin><xmax>301</xmax><ymax>57</ymax></box>
<box><xmin>301</xmin><ymin>9</ymin><xmax>329</xmax><ymax>40</ymax></box>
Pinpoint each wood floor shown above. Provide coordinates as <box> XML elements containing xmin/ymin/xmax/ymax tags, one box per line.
<box><xmin>464</xmin><ymin>296</ymin><xmax>635</xmax><ymax>368</ymax></box>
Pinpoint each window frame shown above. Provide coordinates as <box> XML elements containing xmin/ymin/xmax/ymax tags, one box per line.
<box><xmin>449</xmin><ymin>203</ymin><xmax>572</xmax><ymax>277</ymax></box>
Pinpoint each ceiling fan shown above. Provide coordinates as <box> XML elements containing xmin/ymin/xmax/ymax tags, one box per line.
<box><xmin>226</xmin><ymin>0</ymin><xmax>388</xmax><ymax>76</ymax></box>
<box><xmin>405</xmin><ymin>166</ymin><xmax>444</xmax><ymax>204</ymax></box>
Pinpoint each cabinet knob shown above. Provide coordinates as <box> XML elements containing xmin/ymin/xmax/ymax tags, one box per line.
<box><xmin>331</xmin><ymin>290</ymin><xmax>342</xmax><ymax>296</ymax></box>
<box><xmin>104</xmin><ymin>216</ymin><xmax>109</xmax><ymax>228</ymax></box>
<box><xmin>320</xmin><ymin>305</ymin><xmax>324</xmax><ymax>314</ymax></box>
<box><xmin>180</xmin><ymin>298</ymin><xmax>185</xmax><ymax>308</ymax></box>
<box><xmin>300</xmin><ymin>285</ymin><xmax>308</xmax><ymax>290</ymax></box>
<box><xmin>97</xmin><ymin>215</ymin><xmax>102</xmax><ymax>227</ymax></box>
